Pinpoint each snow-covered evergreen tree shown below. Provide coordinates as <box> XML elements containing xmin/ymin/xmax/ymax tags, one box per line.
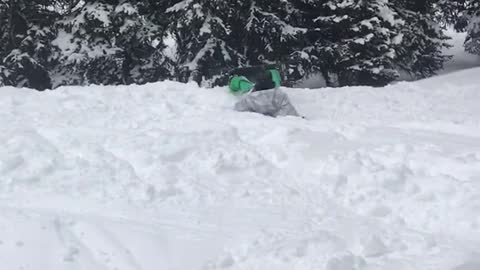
<box><xmin>393</xmin><ymin>1</ymin><xmax>451</xmax><ymax>79</ymax></box>
<box><xmin>289</xmin><ymin>0</ymin><xmax>450</xmax><ymax>86</ymax></box>
<box><xmin>241</xmin><ymin>1</ymin><xmax>305</xmax><ymax>65</ymax></box>
<box><xmin>166</xmin><ymin>0</ymin><xmax>244</xmax><ymax>86</ymax></box>
<box><xmin>111</xmin><ymin>1</ymin><xmax>173</xmax><ymax>84</ymax></box>
<box><xmin>437</xmin><ymin>0</ymin><xmax>471</xmax><ymax>31</ymax></box>
<box><xmin>231</xmin><ymin>0</ymin><xmax>307</xmax><ymax>85</ymax></box>
<box><xmin>285</xmin><ymin>0</ymin><xmax>338</xmax><ymax>86</ymax></box>
<box><xmin>0</xmin><ymin>0</ymin><xmax>57</xmax><ymax>90</ymax></box>
<box><xmin>52</xmin><ymin>0</ymin><xmax>120</xmax><ymax>86</ymax></box>
<box><xmin>53</xmin><ymin>0</ymin><xmax>172</xmax><ymax>87</ymax></box>
<box><xmin>436</xmin><ymin>0</ymin><xmax>480</xmax><ymax>56</ymax></box>
<box><xmin>312</xmin><ymin>0</ymin><xmax>404</xmax><ymax>86</ymax></box>
<box><xmin>465</xmin><ymin>0</ymin><xmax>480</xmax><ymax>55</ymax></box>
<box><xmin>0</xmin><ymin>0</ymin><xmax>469</xmax><ymax>89</ymax></box>
<box><xmin>0</xmin><ymin>0</ymin><xmax>10</xmax><ymax>86</ymax></box>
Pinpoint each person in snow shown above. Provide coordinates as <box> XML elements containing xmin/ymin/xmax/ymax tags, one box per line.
<box><xmin>228</xmin><ymin>66</ymin><xmax>300</xmax><ymax>118</ymax></box>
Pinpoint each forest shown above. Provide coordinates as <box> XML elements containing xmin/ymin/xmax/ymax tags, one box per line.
<box><xmin>0</xmin><ymin>0</ymin><xmax>479</xmax><ymax>90</ymax></box>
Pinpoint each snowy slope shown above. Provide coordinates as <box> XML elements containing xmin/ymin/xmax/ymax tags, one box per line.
<box><xmin>1</xmin><ymin>68</ymin><xmax>480</xmax><ymax>270</ymax></box>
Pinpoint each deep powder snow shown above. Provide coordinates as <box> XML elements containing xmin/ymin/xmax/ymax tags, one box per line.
<box><xmin>0</xmin><ymin>68</ymin><xmax>480</xmax><ymax>270</ymax></box>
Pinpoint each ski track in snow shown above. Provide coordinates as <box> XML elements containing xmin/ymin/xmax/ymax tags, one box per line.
<box><xmin>1</xmin><ymin>68</ymin><xmax>480</xmax><ymax>270</ymax></box>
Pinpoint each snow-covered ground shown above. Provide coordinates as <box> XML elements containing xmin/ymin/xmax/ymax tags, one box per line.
<box><xmin>1</xmin><ymin>66</ymin><xmax>480</xmax><ymax>270</ymax></box>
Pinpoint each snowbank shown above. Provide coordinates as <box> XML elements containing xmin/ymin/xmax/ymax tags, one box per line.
<box><xmin>0</xmin><ymin>69</ymin><xmax>480</xmax><ymax>270</ymax></box>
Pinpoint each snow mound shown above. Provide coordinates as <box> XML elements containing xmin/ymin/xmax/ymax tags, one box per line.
<box><xmin>0</xmin><ymin>69</ymin><xmax>479</xmax><ymax>270</ymax></box>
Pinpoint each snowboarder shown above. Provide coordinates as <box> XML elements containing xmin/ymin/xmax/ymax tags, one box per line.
<box><xmin>228</xmin><ymin>65</ymin><xmax>300</xmax><ymax>118</ymax></box>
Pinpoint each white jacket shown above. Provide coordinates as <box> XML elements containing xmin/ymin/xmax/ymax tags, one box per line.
<box><xmin>234</xmin><ymin>89</ymin><xmax>299</xmax><ymax>117</ymax></box>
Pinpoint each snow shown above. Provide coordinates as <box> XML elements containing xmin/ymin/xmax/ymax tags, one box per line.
<box><xmin>375</xmin><ymin>0</ymin><xmax>403</xmax><ymax>26</ymax></box>
<box><xmin>114</xmin><ymin>3</ymin><xmax>138</xmax><ymax>15</ymax></box>
<box><xmin>52</xmin><ymin>30</ymin><xmax>78</xmax><ymax>56</ymax></box>
<box><xmin>163</xmin><ymin>34</ymin><xmax>177</xmax><ymax>60</ymax></box>
<box><xmin>200</xmin><ymin>15</ymin><xmax>213</xmax><ymax>35</ymax></box>
<box><xmin>166</xmin><ymin>0</ymin><xmax>194</xmax><ymax>13</ymax></box>
<box><xmin>1</xmin><ymin>68</ymin><xmax>480</xmax><ymax>270</ymax></box>
<box><xmin>360</xmin><ymin>18</ymin><xmax>379</xmax><ymax>29</ymax></box>
<box><xmin>354</xmin><ymin>34</ymin><xmax>374</xmax><ymax>45</ymax></box>
<box><xmin>392</xmin><ymin>33</ymin><xmax>404</xmax><ymax>45</ymax></box>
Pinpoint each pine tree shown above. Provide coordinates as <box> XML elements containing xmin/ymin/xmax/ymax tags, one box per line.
<box><xmin>240</xmin><ymin>1</ymin><xmax>305</xmax><ymax>65</ymax></box>
<box><xmin>437</xmin><ymin>0</ymin><xmax>471</xmax><ymax>31</ymax></box>
<box><xmin>465</xmin><ymin>0</ymin><xmax>480</xmax><ymax>55</ymax></box>
<box><xmin>393</xmin><ymin>0</ymin><xmax>452</xmax><ymax>79</ymax></box>
<box><xmin>312</xmin><ymin>0</ymin><xmax>404</xmax><ymax>86</ymax></box>
<box><xmin>436</xmin><ymin>0</ymin><xmax>480</xmax><ymax>55</ymax></box>
<box><xmin>286</xmin><ymin>0</ymin><xmax>338</xmax><ymax>86</ymax></box>
<box><xmin>0</xmin><ymin>0</ymin><xmax>10</xmax><ymax>86</ymax></box>
<box><xmin>0</xmin><ymin>0</ymin><xmax>57</xmax><ymax>90</ymax></box>
<box><xmin>289</xmin><ymin>0</ymin><xmax>451</xmax><ymax>86</ymax></box>
<box><xmin>230</xmin><ymin>0</ymin><xmax>307</xmax><ymax>85</ymax></box>
<box><xmin>52</xmin><ymin>0</ymin><xmax>120</xmax><ymax>86</ymax></box>
<box><xmin>166</xmin><ymin>0</ymin><xmax>244</xmax><ymax>86</ymax></box>
<box><xmin>110</xmin><ymin>0</ymin><xmax>173</xmax><ymax>85</ymax></box>
<box><xmin>53</xmin><ymin>0</ymin><xmax>172</xmax><ymax>87</ymax></box>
